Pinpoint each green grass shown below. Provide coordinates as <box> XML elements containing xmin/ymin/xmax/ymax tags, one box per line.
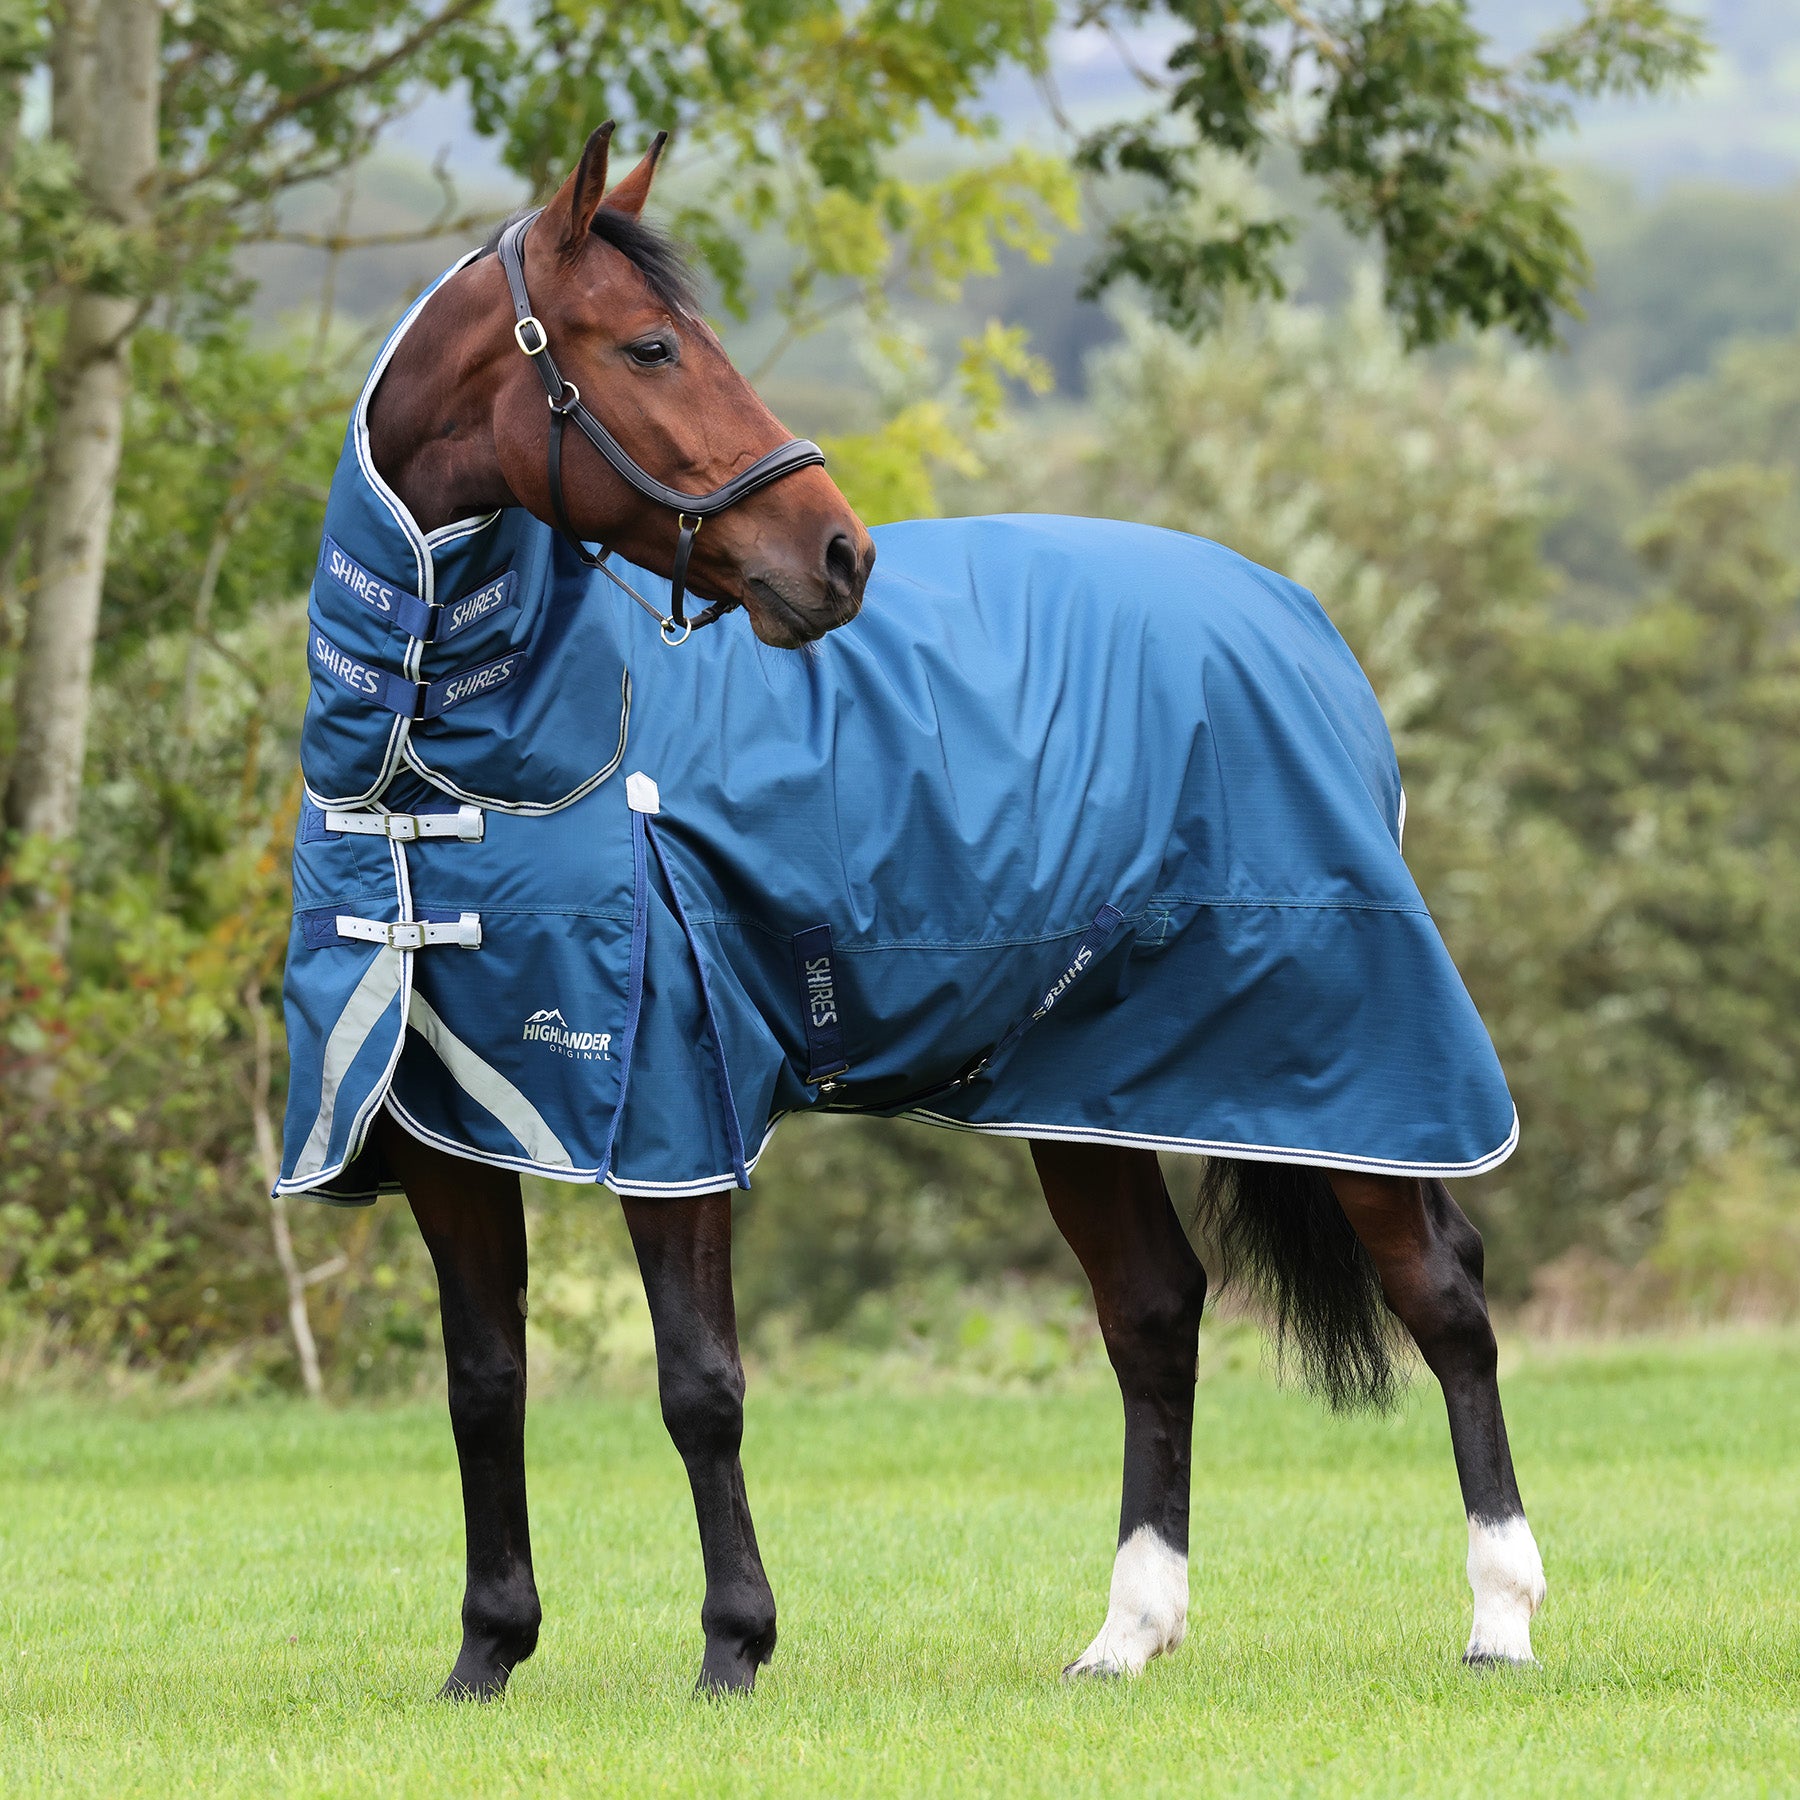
<box><xmin>1</xmin><ymin>1333</ymin><xmax>1797</xmax><ymax>1797</ymax></box>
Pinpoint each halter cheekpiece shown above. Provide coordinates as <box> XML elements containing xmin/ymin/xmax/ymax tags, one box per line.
<box><xmin>496</xmin><ymin>210</ymin><xmax>828</xmax><ymax>643</ymax></box>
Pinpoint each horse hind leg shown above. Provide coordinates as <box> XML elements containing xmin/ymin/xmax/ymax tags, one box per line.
<box><xmin>1031</xmin><ymin>1140</ymin><xmax>1206</xmax><ymax>1678</ymax></box>
<box><xmin>1326</xmin><ymin>1170</ymin><xmax>1546</xmax><ymax>1665</ymax></box>
<box><xmin>376</xmin><ymin>1115</ymin><xmax>542</xmax><ymax>1699</ymax></box>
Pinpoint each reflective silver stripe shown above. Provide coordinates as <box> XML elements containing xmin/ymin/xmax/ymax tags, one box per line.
<box><xmin>325</xmin><ymin>806</ymin><xmax>484</xmax><ymax>842</ymax></box>
<box><xmin>290</xmin><ymin>947</ymin><xmax>406</xmax><ymax>1182</ymax></box>
<box><xmin>406</xmin><ymin>991</ymin><xmax>575</xmax><ymax>1170</ymax></box>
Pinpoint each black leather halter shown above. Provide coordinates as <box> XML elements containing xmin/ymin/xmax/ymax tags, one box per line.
<box><xmin>496</xmin><ymin>210</ymin><xmax>827</xmax><ymax>644</ymax></box>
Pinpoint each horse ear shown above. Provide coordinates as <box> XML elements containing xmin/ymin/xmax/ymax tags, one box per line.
<box><xmin>548</xmin><ymin>122</ymin><xmax>616</xmax><ymax>258</ymax></box>
<box><xmin>600</xmin><ymin>132</ymin><xmax>669</xmax><ymax>221</ymax></box>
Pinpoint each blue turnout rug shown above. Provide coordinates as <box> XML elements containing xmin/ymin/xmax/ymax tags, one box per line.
<box><xmin>277</xmin><ymin>290</ymin><xmax>1517</xmax><ymax>1203</ymax></box>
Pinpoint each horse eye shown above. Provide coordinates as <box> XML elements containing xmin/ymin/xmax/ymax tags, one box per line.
<box><xmin>626</xmin><ymin>338</ymin><xmax>675</xmax><ymax>367</ymax></box>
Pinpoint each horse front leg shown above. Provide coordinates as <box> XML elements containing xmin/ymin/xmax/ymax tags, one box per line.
<box><xmin>377</xmin><ymin>1116</ymin><xmax>541</xmax><ymax>1699</ymax></box>
<box><xmin>1031</xmin><ymin>1140</ymin><xmax>1207</xmax><ymax>1677</ymax></box>
<box><xmin>1327</xmin><ymin>1170</ymin><xmax>1546</xmax><ymax>1665</ymax></box>
<box><xmin>621</xmin><ymin>1191</ymin><xmax>777</xmax><ymax>1693</ymax></box>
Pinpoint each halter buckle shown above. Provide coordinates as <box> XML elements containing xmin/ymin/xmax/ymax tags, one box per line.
<box><xmin>513</xmin><ymin>316</ymin><xmax>549</xmax><ymax>356</ymax></box>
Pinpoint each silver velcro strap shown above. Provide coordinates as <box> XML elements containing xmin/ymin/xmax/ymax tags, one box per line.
<box><xmin>324</xmin><ymin>805</ymin><xmax>485</xmax><ymax>843</ymax></box>
<box><xmin>334</xmin><ymin>913</ymin><xmax>482</xmax><ymax>950</ymax></box>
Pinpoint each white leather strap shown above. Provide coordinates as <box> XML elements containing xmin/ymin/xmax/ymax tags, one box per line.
<box><xmin>334</xmin><ymin>913</ymin><xmax>482</xmax><ymax>950</ymax></box>
<box><xmin>324</xmin><ymin>805</ymin><xmax>485</xmax><ymax>842</ymax></box>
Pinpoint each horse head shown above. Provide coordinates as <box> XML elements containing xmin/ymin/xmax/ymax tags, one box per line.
<box><xmin>368</xmin><ymin>124</ymin><xmax>874</xmax><ymax>648</ymax></box>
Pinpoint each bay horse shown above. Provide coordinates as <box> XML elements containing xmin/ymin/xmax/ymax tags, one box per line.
<box><xmin>341</xmin><ymin>123</ymin><xmax>1545</xmax><ymax>1697</ymax></box>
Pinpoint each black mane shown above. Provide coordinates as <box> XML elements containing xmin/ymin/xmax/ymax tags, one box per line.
<box><xmin>479</xmin><ymin>206</ymin><xmax>699</xmax><ymax>315</ymax></box>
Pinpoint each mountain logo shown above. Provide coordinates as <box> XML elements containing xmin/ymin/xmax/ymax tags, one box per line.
<box><xmin>522</xmin><ymin>1006</ymin><xmax>611</xmax><ymax>1059</ymax></box>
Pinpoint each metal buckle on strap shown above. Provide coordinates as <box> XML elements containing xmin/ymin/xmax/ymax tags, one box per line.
<box><xmin>324</xmin><ymin>806</ymin><xmax>485</xmax><ymax>843</ymax></box>
<box><xmin>514</xmin><ymin>315</ymin><xmax>548</xmax><ymax>356</ymax></box>
<box><xmin>334</xmin><ymin>912</ymin><xmax>483</xmax><ymax>950</ymax></box>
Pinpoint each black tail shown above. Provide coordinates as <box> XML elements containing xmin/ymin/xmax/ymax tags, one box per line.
<box><xmin>1193</xmin><ymin>1158</ymin><xmax>1404</xmax><ymax>1413</ymax></box>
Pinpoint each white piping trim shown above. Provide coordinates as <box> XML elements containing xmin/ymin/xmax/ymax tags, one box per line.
<box><xmin>901</xmin><ymin>1104</ymin><xmax>1520</xmax><ymax>1179</ymax></box>
<box><xmin>604</xmin><ymin>1118</ymin><xmax>782</xmax><ymax>1196</ymax></box>
<box><xmin>375</xmin><ymin>1097</ymin><xmax>782</xmax><ymax>1198</ymax></box>
<box><xmin>402</xmin><ymin>666</ymin><xmax>632</xmax><ymax>816</ymax></box>
<box><xmin>384</xmin><ymin>1089</ymin><xmax>605</xmax><ymax>1183</ymax></box>
<box><xmin>424</xmin><ymin>511</ymin><xmax>502</xmax><ymax>549</ymax></box>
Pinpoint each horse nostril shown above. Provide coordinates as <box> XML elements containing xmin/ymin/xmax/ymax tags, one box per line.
<box><xmin>824</xmin><ymin>531</ymin><xmax>860</xmax><ymax>598</ymax></box>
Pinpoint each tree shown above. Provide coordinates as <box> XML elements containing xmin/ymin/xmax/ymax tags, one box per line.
<box><xmin>5</xmin><ymin>0</ymin><xmax>159</xmax><ymax>843</ymax></box>
<box><xmin>0</xmin><ymin>0</ymin><xmax>1073</xmax><ymax>844</ymax></box>
<box><xmin>1069</xmin><ymin>0</ymin><xmax>1708</xmax><ymax>345</ymax></box>
<box><xmin>2</xmin><ymin>0</ymin><xmax>504</xmax><ymax>844</ymax></box>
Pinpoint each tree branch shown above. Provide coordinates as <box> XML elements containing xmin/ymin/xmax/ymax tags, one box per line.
<box><xmin>1268</xmin><ymin>0</ymin><xmax>1350</xmax><ymax>75</ymax></box>
<box><xmin>167</xmin><ymin>0</ymin><xmax>489</xmax><ymax>197</ymax></box>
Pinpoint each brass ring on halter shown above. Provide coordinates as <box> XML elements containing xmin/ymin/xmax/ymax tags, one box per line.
<box><xmin>549</xmin><ymin>382</ymin><xmax>580</xmax><ymax>415</ymax></box>
<box><xmin>660</xmin><ymin>617</ymin><xmax>692</xmax><ymax>647</ymax></box>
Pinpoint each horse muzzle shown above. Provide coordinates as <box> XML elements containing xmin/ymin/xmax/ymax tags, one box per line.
<box><xmin>744</xmin><ymin>520</ymin><xmax>874</xmax><ymax>647</ymax></box>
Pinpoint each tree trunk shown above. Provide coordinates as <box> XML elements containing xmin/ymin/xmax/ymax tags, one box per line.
<box><xmin>247</xmin><ymin>984</ymin><xmax>334</xmax><ymax>1400</ymax></box>
<box><xmin>0</xmin><ymin>61</ymin><xmax>27</xmax><ymax>445</ymax></box>
<box><xmin>3</xmin><ymin>0</ymin><xmax>159</xmax><ymax>841</ymax></box>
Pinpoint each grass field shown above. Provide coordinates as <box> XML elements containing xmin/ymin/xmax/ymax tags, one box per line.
<box><xmin>1</xmin><ymin>1332</ymin><xmax>1797</xmax><ymax>1797</ymax></box>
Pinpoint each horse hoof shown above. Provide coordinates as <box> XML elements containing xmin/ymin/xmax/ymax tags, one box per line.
<box><xmin>695</xmin><ymin>1622</ymin><xmax>776</xmax><ymax>1695</ymax></box>
<box><xmin>1462</xmin><ymin>1650</ymin><xmax>1540</xmax><ymax>1672</ymax></box>
<box><xmin>1062</xmin><ymin>1654</ymin><xmax>1128</xmax><ymax>1681</ymax></box>
<box><xmin>438</xmin><ymin>1630</ymin><xmax>534</xmax><ymax>1701</ymax></box>
<box><xmin>438</xmin><ymin>1668</ymin><xmax>510</xmax><ymax>1702</ymax></box>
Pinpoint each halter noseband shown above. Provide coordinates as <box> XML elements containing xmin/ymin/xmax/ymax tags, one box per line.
<box><xmin>496</xmin><ymin>210</ymin><xmax>827</xmax><ymax>644</ymax></box>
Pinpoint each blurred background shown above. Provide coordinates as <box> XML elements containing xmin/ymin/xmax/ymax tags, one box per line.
<box><xmin>2</xmin><ymin>0</ymin><xmax>1798</xmax><ymax>1399</ymax></box>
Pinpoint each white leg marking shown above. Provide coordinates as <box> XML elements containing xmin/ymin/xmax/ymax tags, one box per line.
<box><xmin>1064</xmin><ymin>1525</ymin><xmax>1188</xmax><ymax>1679</ymax></box>
<box><xmin>1465</xmin><ymin>1514</ymin><xmax>1546</xmax><ymax>1665</ymax></box>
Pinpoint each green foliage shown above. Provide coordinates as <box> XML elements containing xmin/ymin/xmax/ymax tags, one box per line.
<box><xmin>0</xmin><ymin>605</ymin><xmax>445</xmax><ymax>1389</ymax></box>
<box><xmin>0</xmin><ymin>826</ymin><xmax>283</xmax><ymax>1364</ymax></box>
<box><xmin>732</xmin><ymin>1115</ymin><xmax>1072</xmax><ymax>1336</ymax></box>
<box><xmin>1564</xmin><ymin>176</ymin><xmax>1800</xmax><ymax>394</ymax></box>
<box><xmin>1076</xmin><ymin>0</ymin><xmax>1707</xmax><ymax>346</ymax></box>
